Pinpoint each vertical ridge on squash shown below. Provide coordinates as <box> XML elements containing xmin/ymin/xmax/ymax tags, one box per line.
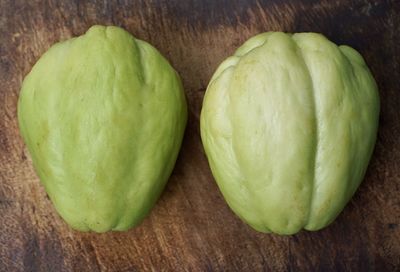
<box><xmin>291</xmin><ymin>33</ymin><xmax>321</xmax><ymax>231</ymax></box>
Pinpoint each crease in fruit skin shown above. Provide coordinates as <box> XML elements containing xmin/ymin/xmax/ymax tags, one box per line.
<box><xmin>200</xmin><ymin>32</ymin><xmax>379</xmax><ymax>235</ymax></box>
<box><xmin>293</xmin><ymin>39</ymin><xmax>319</xmax><ymax>229</ymax></box>
<box><xmin>18</xmin><ymin>25</ymin><xmax>187</xmax><ymax>232</ymax></box>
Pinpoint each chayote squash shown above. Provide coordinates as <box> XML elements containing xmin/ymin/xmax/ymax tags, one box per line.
<box><xmin>200</xmin><ymin>32</ymin><xmax>379</xmax><ymax>235</ymax></box>
<box><xmin>18</xmin><ymin>25</ymin><xmax>187</xmax><ymax>232</ymax></box>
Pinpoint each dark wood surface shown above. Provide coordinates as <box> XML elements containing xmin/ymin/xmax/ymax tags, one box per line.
<box><xmin>1</xmin><ymin>0</ymin><xmax>399</xmax><ymax>271</ymax></box>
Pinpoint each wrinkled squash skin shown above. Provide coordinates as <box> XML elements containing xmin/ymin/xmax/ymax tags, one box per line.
<box><xmin>18</xmin><ymin>26</ymin><xmax>187</xmax><ymax>232</ymax></box>
<box><xmin>200</xmin><ymin>32</ymin><xmax>379</xmax><ymax>235</ymax></box>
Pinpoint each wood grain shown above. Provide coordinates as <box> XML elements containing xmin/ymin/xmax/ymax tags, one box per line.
<box><xmin>1</xmin><ymin>0</ymin><xmax>399</xmax><ymax>271</ymax></box>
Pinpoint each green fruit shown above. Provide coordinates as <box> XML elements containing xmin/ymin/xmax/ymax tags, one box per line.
<box><xmin>200</xmin><ymin>32</ymin><xmax>379</xmax><ymax>235</ymax></box>
<box><xmin>18</xmin><ymin>25</ymin><xmax>187</xmax><ymax>232</ymax></box>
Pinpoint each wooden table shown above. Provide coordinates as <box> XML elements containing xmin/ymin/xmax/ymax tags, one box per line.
<box><xmin>1</xmin><ymin>0</ymin><xmax>399</xmax><ymax>271</ymax></box>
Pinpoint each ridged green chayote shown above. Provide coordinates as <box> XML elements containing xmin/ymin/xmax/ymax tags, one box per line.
<box><xmin>200</xmin><ymin>32</ymin><xmax>379</xmax><ymax>235</ymax></box>
<box><xmin>18</xmin><ymin>25</ymin><xmax>187</xmax><ymax>232</ymax></box>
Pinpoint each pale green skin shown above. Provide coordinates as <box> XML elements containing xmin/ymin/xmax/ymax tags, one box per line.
<box><xmin>200</xmin><ymin>32</ymin><xmax>379</xmax><ymax>235</ymax></box>
<box><xmin>18</xmin><ymin>26</ymin><xmax>187</xmax><ymax>232</ymax></box>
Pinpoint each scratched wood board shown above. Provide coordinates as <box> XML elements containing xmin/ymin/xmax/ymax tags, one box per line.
<box><xmin>0</xmin><ymin>0</ymin><xmax>399</xmax><ymax>271</ymax></box>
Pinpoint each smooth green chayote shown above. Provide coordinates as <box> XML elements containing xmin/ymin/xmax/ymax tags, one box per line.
<box><xmin>200</xmin><ymin>32</ymin><xmax>379</xmax><ymax>235</ymax></box>
<box><xmin>18</xmin><ymin>25</ymin><xmax>187</xmax><ymax>232</ymax></box>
